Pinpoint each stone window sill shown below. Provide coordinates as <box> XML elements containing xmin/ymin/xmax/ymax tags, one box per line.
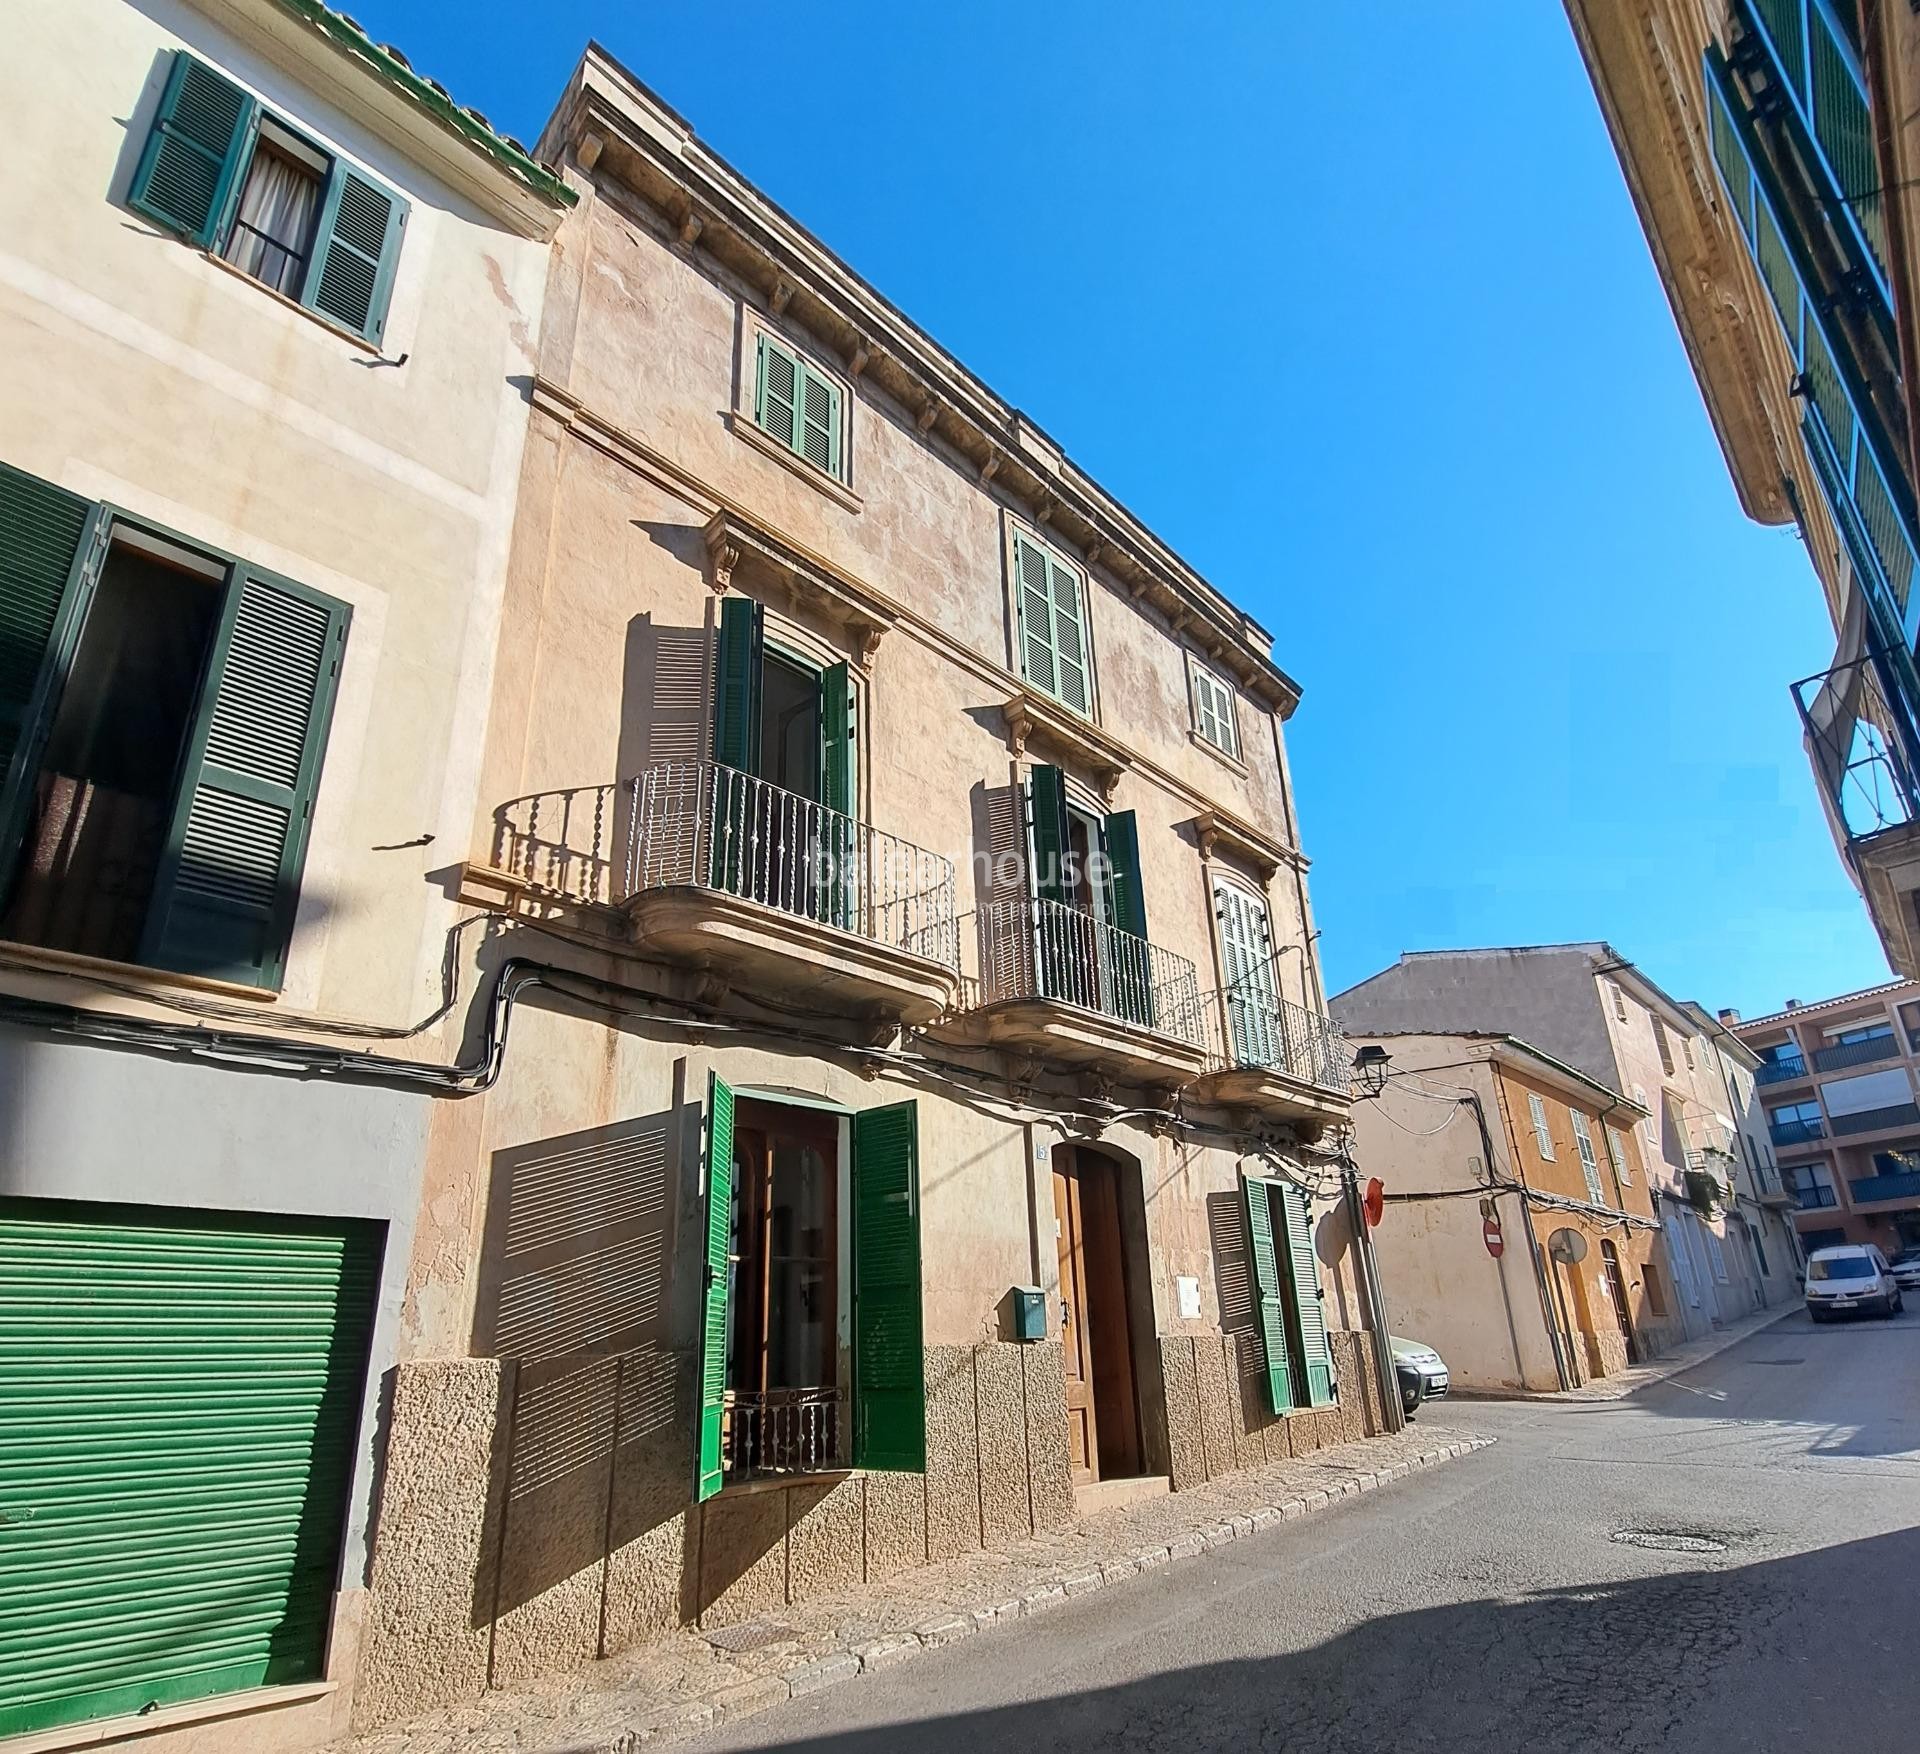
<box><xmin>716</xmin><ymin>1468</ymin><xmax>856</xmax><ymax>1500</ymax></box>
<box><xmin>198</xmin><ymin>246</ymin><xmax>386</xmax><ymax>356</ymax></box>
<box><xmin>728</xmin><ymin>413</ymin><xmax>863</xmax><ymax>512</ymax></box>
<box><xmin>1189</xmin><ymin>726</ymin><xmax>1247</xmax><ymax>777</ymax></box>
<box><xmin>0</xmin><ymin>937</ymin><xmax>276</xmax><ymax>1002</ymax></box>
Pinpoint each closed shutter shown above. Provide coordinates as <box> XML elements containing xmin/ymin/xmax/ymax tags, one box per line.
<box><xmin>798</xmin><ymin>368</ymin><xmax>841</xmax><ymax>478</ymax></box>
<box><xmin>1278</xmin><ymin>1183</ymin><xmax>1335</xmax><ymax>1407</ymax></box>
<box><xmin>0</xmin><ymin>1199</ymin><xmax>377</xmax><ymax>1738</ymax></box>
<box><xmin>1242</xmin><ymin>1177</ymin><xmax>1295</xmax><ymax>1414</ymax></box>
<box><xmin>0</xmin><ymin>464</ymin><xmax>107</xmax><ymax>870</ymax></box>
<box><xmin>1571</xmin><ymin>1112</ymin><xmax>1604</xmax><ymax>1204</ymax></box>
<box><xmin>1191</xmin><ymin>664</ymin><xmax>1237</xmax><ymax>757</ymax></box>
<box><xmin>696</xmin><ymin>1074</ymin><xmax>735</xmax><ymax>1503</ymax></box>
<box><xmin>1013</xmin><ymin>532</ymin><xmax>1091</xmax><ymax>716</ymax></box>
<box><xmin>143</xmin><ymin>570</ymin><xmax>348</xmax><ymax>989</ymax></box>
<box><xmin>851</xmin><ymin>1101</ymin><xmax>925</xmax><ymax>1472</ymax></box>
<box><xmin>306</xmin><ymin>166</ymin><xmax>407</xmax><ymax>345</ymax></box>
<box><xmin>1215</xmin><ymin>880</ymin><xmax>1278</xmax><ymax>1066</ymax></box>
<box><xmin>755</xmin><ymin>335</ymin><xmax>801</xmax><ymax>453</ymax></box>
<box><xmin>128</xmin><ymin>53</ymin><xmax>256</xmax><ymax>247</ymax></box>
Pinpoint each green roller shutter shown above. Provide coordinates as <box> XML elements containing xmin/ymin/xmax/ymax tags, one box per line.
<box><xmin>0</xmin><ymin>463</ymin><xmax>107</xmax><ymax>875</ymax></box>
<box><xmin>1243</xmin><ymin>1178</ymin><xmax>1295</xmax><ymax>1414</ymax></box>
<box><xmin>306</xmin><ymin>166</ymin><xmax>407</xmax><ymax>346</ymax></box>
<box><xmin>128</xmin><ymin>53</ymin><xmax>256</xmax><ymax>247</ymax></box>
<box><xmin>142</xmin><ymin>569</ymin><xmax>349</xmax><ymax>989</ymax></box>
<box><xmin>696</xmin><ymin>1073</ymin><xmax>735</xmax><ymax>1503</ymax></box>
<box><xmin>1277</xmin><ymin>1183</ymin><xmax>1335</xmax><ymax>1407</ymax></box>
<box><xmin>0</xmin><ymin>1199</ymin><xmax>378</xmax><ymax>1738</ymax></box>
<box><xmin>851</xmin><ymin>1101</ymin><xmax>925</xmax><ymax>1472</ymax></box>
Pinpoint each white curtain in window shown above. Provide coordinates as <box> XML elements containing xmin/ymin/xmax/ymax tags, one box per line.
<box><xmin>221</xmin><ymin>149</ymin><xmax>319</xmax><ymax>297</ymax></box>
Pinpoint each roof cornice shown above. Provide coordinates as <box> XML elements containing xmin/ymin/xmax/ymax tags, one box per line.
<box><xmin>539</xmin><ymin>43</ymin><xmax>1301</xmax><ymax>717</ymax></box>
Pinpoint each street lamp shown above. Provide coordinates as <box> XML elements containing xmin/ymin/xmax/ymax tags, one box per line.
<box><xmin>1352</xmin><ymin>1043</ymin><xmax>1392</xmax><ymax>1099</ymax></box>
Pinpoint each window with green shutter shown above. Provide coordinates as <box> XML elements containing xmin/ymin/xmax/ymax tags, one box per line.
<box><xmin>1012</xmin><ymin>530</ymin><xmax>1092</xmax><ymax>716</ymax></box>
<box><xmin>1242</xmin><ymin>1175</ymin><xmax>1296</xmax><ymax>1414</ymax></box>
<box><xmin>1189</xmin><ymin>658</ymin><xmax>1239</xmax><ymax>759</ymax></box>
<box><xmin>0</xmin><ymin>460</ymin><xmax>348</xmax><ymax>990</ymax></box>
<box><xmin>754</xmin><ymin>333</ymin><xmax>845</xmax><ymax>480</ymax></box>
<box><xmin>1277</xmin><ymin>1182</ymin><xmax>1335</xmax><ymax>1407</ymax></box>
<box><xmin>128</xmin><ymin>51</ymin><xmax>408</xmax><ymax>345</ymax></box>
<box><xmin>852</xmin><ymin>1100</ymin><xmax>925</xmax><ymax>1472</ymax></box>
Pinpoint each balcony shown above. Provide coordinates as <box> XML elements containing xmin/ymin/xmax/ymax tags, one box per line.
<box><xmin>1755</xmin><ymin>1054</ymin><xmax>1809</xmax><ymax>1086</ymax></box>
<box><xmin>931</xmin><ymin>897</ymin><xmax>1209</xmax><ymax>1088</ymax></box>
<box><xmin>1770</xmin><ymin>1116</ymin><xmax>1826</xmax><ymax>1147</ymax></box>
<box><xmin>1828</xmin><ymin>1101</ymin><xmax>1920</xmax><ymax>1138</ymax></box>
<box><xmin>476</xmin><ymin>763</ymin><xmax>961</xmax><ymax>1026</ymax></box>
<box><xmin>1847</xmin><ymin>1170</ymin><xmax>1920</xmax><ymax>1208</ymax></box>
<box><xmin>1812</xmin><ymin>1033</ymin><xmax>1901</xmax><ymax>1073</ymax></box>
<box><xmin>1187</xmin><ymin>988</ymin><xmax>1350</xmax><ymax>1136</ymax></box>
<box><xmin>1793</xmin><ymin>1184</ymin><xmax>1840</xmax><ymax>1211</ymax></box>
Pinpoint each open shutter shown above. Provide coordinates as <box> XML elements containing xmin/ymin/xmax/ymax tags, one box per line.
<box><xmin>696</xmin><ymin>1073</ymin><xmax>735</xmax><ymax>1502</ymax></box>
<box><xmin>1102</xmin><ymin>811</ymin><xmax>1146</xmax><ymax>938</ymax></box>
<box><xmin>852</xmin><ymin>1100</ymin><xmax>925</xmax><ymax>1472</ymax></box>
<box><xmin>711</xmin><ymin>596</ymin><xmax>764</xmax><ymax>772</ymax></box>
<box><xmin>1278</xmin><ymin>1182</ymin><xmax>1335</xmax><ymax>1407</ymax></box>
<box><xmin>798</xmin><ymin>366</ymin><xmax>841</xmax><ymax>478</ymax></box>
<box><xmin>305</xmin><ymin>166</ymin><xmax>407</xmax><ymax>344</ymax></box>
<box><xmin>755</xmin><ymin>335</ymin><xmax>801</xmax><ymax>452</ymax></box>
<box><xmin>128</xmin><ymin>53</ymin><xmax>256</xmax><ymax>247</ymax></box>
<box><xmin>1243</xmin><ymin>1178</ymin><xmax>1295</xmax><ymax>1414</ymax></box>
<box><xmin>1014</xmin><ymin>531</ymin><xmax>1058</xmax><ymax>699</ymax></box>
<box><xmin>142</xmin><ymin>569</ymin><xmax>349</xmax><ymax>988</ymax></box>
<box><xmin>1101</xmin><ymin>808</ymin><xmax>1154</xmax><ymax>1028</ymax></box>
<box><xmin>818</xmin><ymin>660</ymin><xmax>855</xmax><ymax>930</ymax></box>
<box><xmin>0</xmin><ymin>465</ymin><xmax>107</xmax><ymax>872</ymax></box>
<box><xmin>1027</xmin><ymin>766</ymin><xmax>1070</xmax><ymax>908</ymax></box>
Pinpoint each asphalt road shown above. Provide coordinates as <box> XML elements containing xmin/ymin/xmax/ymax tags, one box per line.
<box><xmin>688</xmin><ymin>1303</ymin><xmax>1920</xmax><ymax>1754</ymax></box>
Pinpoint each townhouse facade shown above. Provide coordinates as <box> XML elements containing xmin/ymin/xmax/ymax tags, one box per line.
<box><xmin>1340</xmin><ymin>1030</ymin><xmax>1675</xmax><ymax>1394</ymax></box>
<box><xmin>1736</xmin><ymin>978</ymin><xmax>1920</xmax><ymax>1257</ymax></box>
<box><xmin>335</xmin><ymin>42</ymin><xmax>1385</xmax><ymax>1739</ymax></box>
<box><xmin>1333</xmin><ymin>945</ymin><xmax>1786</xmax><ymax>1350</ymax></box>
<box><xmin>0</xmin><ymin>1</ymin><xmax>573</xmax><ymax>1747</ymax></box>
<box><xmin>1566</xmin><ymin>1</ymin><xmax>1920</xmax><ymax>977</ymax></box>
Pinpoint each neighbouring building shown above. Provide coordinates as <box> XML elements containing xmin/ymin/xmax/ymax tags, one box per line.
<box><xmin>1566</xmin><ymin>1</ymin><xmax>1920</xmax><ymax>977</ymax></box>
<box><xmin>0</xmin><ymin>1</ymin><xmax>570</xmax><ymax>1747</ymax></box>
<box><xmin>338</xmin><ymin>41</ymin><xmax>1390</xmax><ymax>1735</ymax></box>
<box><xmin>1736</xmin><ymin>978</ymin><xmax>1920</xmax><ymax>1257</ymax></box>
<box><xmin>1340</xmin><ymin>1029</ymin><xmax>1674</xmax><ymax>1393</ymax></box>
<box><xmin>1333</xmin><ymin>945</ymin><xmax>1787</xmax><ymax>1352</ymax></box>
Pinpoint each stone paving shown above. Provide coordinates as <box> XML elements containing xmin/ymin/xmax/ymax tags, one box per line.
<box><xmin>333</xmin><ymin>1424</ymin><xmax>1493</xmax><ymax>1754</ymax></box>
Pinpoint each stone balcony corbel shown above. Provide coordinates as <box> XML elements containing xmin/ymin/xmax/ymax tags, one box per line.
<box><xmin>1193</xmin><ymin>806</ymin><xmax>1299</xmax><ymax>879</ymax></box>
<box><xmin>1001</xmin><ymin>688</ymin><xmax>1129</xmax><ymax>803</ymax></box>
<box><xmin>701</xmin><ymin>507</ymin><xmax>899</xmax><ymax>670</ymax></box>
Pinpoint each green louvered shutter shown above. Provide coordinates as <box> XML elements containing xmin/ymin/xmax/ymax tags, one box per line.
<box><xmin>818</xmin><ymin>660</ymin><xmax>856</xmax><ymax>930</ymax></box>
<box><xmin>1243</xmin><ymin>1178</ymin><xmax>1295</xmax><ymax>1414</ymax></box>
<box><xmin>1278</xmin><ymin>1183</ymin><xmax>1335</xmax><ymax>1407</ymax></box>
<box><xmin>142</xmin><ymin>570</ymin><xmax>349</xmax><ymax>989</ymax></box>
<box><xmin>852</xmin><ymin>1101</ymin><xmax>925</xmax><ymax>1472</ymax></box>
<box><xmin>711</xmin><ymin>596</ymin><xmax>764</xmax><ymax>773</ymax></box>
<box><xmin>1101</xmin><ymin>809</ymin><xmax>1154</xmax><ymax>1028</ymax></box>
<box><xmin>798</xmin><ymin>366</ymin><xmax>842</xmax><ymax>479</ymax></box>
<box><xmin>755</xmin><ymin>335</ymin><xmax>801</xmax><ymax>453</ymax></box>
<box><xmin>1027</xmin><ymin>765</ymin><xmax>1070</xmax><ymax>908</ymax></box>
<box><xmin>1013</xmin><ymin>533</ymin><xmax>1090</xmax><ymax>716</ymax></box>
<box><xmin>305</xmin><ymin>166</ymin><xmax>407</xmax><ymax>345</ymax></box>
<box><xmin>1215</xmin><ymin>880</ymin><xmax>1279</xmax><ymax>1068</ymax></box>
<box><xmin>128</xmin><ymin>53</ymin><xmax>256</xmax><ymax>247</ymax></box>
<box><xmin>0</xmin><ymin>465</ymin><xmax>107</xmax><ymax>874</ymax></box>
<box><xmin>696</xmin><ymin>1074</ymin><xmax>735</xmax><ymax>1503</ymax></box>
<box><xmin>0</xmin><ymin>1199</ymin><xmax>377</xmax><ymax>1738</ymax></box>
<box><xmin>1047</xmin><ymin>552</ymin><xmax>1090</xmax><ymax>715</ymax></box>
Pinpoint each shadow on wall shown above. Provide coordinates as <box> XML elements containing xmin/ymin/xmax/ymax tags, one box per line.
<box><xmin>717</xmin><ymin>1528</ymin><xmax>1920</xmax><ymax>1753</ymax></box>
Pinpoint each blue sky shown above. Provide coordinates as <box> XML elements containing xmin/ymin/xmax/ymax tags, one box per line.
<box><xmin>350</xmin><ymin>0</ymin><xmax>1887</xmax><ymax>1017</ymax></box>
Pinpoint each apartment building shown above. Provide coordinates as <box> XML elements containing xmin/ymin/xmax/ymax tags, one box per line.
<box><xmin>1340</xmin><ymin>1030</ymin><xmax>1675</xmax><ymax>1394</ymax></box>
<box><xmin>1566</xmin><ymin>2</ymin><xmax>1920</xmax><ymax>976</ymax></box>
<box><xmin>1737</xmin><ymin>978</ymin><xmax>1920</xmax><ymax>1257</ymax></box>
<box><xmin>0</xmin><ymin>1</ymin><xmax>570</xmax><ymax>1746</ymax></box>
<box><xmin>1334</xmin><ymin>945</ymin><xmax>1783</xmax><ymax>1347</ymax></box>
<box><xmin>339</xmin><ymin>42</ymin><xmax>1390</xmax><ymax>1732</ymax></box>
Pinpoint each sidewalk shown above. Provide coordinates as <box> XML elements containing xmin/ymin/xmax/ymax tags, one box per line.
<box><xmin>332</xmin><ymin>1424</ymin><xmax>1494</xmax><ymax>1754</ymax></box>
<box><xmin>1552</xmin><ymin>1300</ymin><xmax>1796</xmax><ymax>1403</ymax></box>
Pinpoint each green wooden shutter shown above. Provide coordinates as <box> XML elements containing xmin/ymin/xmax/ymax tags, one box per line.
<box><xmin>755</xmin><ymin>335</ymin><xmax>801</xmax><ymax>452</ymax></box>
<box><xmin>852</xmin><ymin>1100</ymin><xmax>925</xmax><ymax>1472</ymax></box>
<box><xmin>0</xmin><ymin>464</ymin><xmax>107</xmax><ymax>875</ymax></box>
<box><xmin>1101</xmin><ymin>808</ymin><xmax>1154</xmax><ymax>1028</ymax></box>
<box><xmin>128</xmin><ymin>53</ymin><xmax>257</xmax><ymax>247</ymax></box>
<box><xmin>142</xmin><ymin>569</ymin><xmax>349</xmax><ymax>989</ymax></box>
<box><xmin>1278</xmin><ymin>1183</ymin><xmax>1335</xmax><ymax>1407</ymax></box>
<box><xmin>798</xmin><ymin>366</ymin><xmax>841</xmax><ymax>479</ymax></box>
<box><xmin>0</xmin><ymin>1198</ymin><xmax>377</xmax><ymax>1738</ymax></box>
<box><xmin>696</xmin><ymin>1073</ymin><xmax>735</xmax><ymax>1503</ymax></box>
<box><xmin>1014</xmin><ymin>531</ymin><xmax>1057</xmax><ymax>700</ymax></box>
<box><xmin>711</xmin><ymin>596</ymin><xmax>764</xmax><ymax>772</ymax></box>
<box><xmin>1102</xmin><ymin>810</ymin><xmax>1147</xmax><ymax>939</ymax></box>
<box><xmin>305</xmin><ymin>165</ymin><xmax>407</xmax><ymax>344</ymax></box>
<box><xmin>818</xmin><ymin>660</ymin><xmax>855</xmax><ymax>930</ymax></box>
<box><xmin>1243</xmin><ymin>1178</ymin><xmax>1295</xmax><ymax>1415</ymax></box>
<box><xmin>1215</xmin><ymin>881</ymin><xmax>1278</xmax><ymax>1067</ymax></box>
<box><xmin>1047</xmin><ymin>552</ymin><xmax>1090</xmax><ymax>716</ymax></box>
<box><xmin>1027</xmin><ymin>765</ymin><xmax>1070</xmax><ymax>908</ymax></box>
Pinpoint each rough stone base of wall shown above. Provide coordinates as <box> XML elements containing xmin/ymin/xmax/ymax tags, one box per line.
<box><xmin>355</xmin><ymin>1341</ymin><xmax>1072</xmax><ymax>1730</ymax></box>
<box><xmin>1159</xmin><ymin>1328</ymin><xmax>1386</xmax><ymax>1492</ymax></box>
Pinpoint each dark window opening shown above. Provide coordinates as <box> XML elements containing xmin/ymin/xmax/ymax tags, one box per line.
<box><xmin>218</xmin><ymin>127</ymin><xmax>324</xmax><ymax>299</ymax></box>
<box><xmin>1642</xmin><ymin>1261</ymin><xmax>1668</xmax><ymax>1318</ymax></box>
<box><xmin>726</xmin><ymin>1099</ymin><xmax>843</xmax><ymax>1480</ymax></box>
<box><xmin>2</xmin><ymin>537</ymin><xmax>221</xmax><ymax>963</ymax></box>
<box><xmin>758</xmin><ymin>650</ymin><xmax>821</xmax><ymax>800</ymax></box>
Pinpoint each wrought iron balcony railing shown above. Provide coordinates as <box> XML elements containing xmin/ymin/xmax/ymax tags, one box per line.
<box><xmin>723</xmin><ymin>1387</ymin><xmax>842</xmax><ymax>1482</ymax></box>
<box><xmin>977</xmin><ymin>896</ymin><xmax>1204</xmax><ymax>1047</ymax></box>
<box><xmin>1793</xmin><ymin>1183</ymin><xmax>1839</xmax><ymax>1210</ymax></box>
<box><xmin>493</xmin><ymin>764</ymin><xmax>960</xmax><ymax>968</ymax></box>
<box><xmin>1793</xmin><ymin>649</ymin><xmax>1920</xmax><ymax>849</ymax></box>
<box><xmin>1204</xmin><ymin>986</ymin><xmax>1349</xmax><ymax>1095</ymax></box>
<box><xmin>1770</xmin><ymin>1116</ymin><xmax>1826</xmax><ymax>1146</ymax></box>
<box><xmin>1812</xmin><ymin>1033</ymin><xmax>1901</xmax><ymax>1073</ymax></box>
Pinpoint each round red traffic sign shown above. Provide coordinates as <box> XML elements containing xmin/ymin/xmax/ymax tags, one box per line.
<box><xmin>1483</xmin><ymin>1216</ymin><xmax>1505</xmax><ymax>1258</ymax></box>
<box><xmin>1363</xmin><ymin>1177</ymin><xmax>1385</xmax><ymax>1228</ymax></box>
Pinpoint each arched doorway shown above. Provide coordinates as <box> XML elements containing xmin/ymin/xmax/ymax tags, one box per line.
<box><xmin>1051</xmin><ymin>1143</ymin><xmax>1144</xmax><ymax>1483</ymax></box>
<box><xmin>1599</xmin><ymin>1239</ymin><xmax>1641</xmax><ymax>1366</ymax></box>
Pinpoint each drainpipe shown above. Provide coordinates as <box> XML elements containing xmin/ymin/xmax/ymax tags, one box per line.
<box><xmin>1341</xmin><ymin>1166</ymin><xmax>1404</xmax><ymax>1434</ymax></box>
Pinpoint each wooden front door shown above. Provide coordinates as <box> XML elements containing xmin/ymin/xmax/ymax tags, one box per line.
<box><xmin>1600</xmin><ymin>1241</ymin><xmax>1641</xmax><ymax>1365</ymax></box>
<box><xmin>1052</xmin><ymin>1147</ymin><xmax>1141</xmax><ymax>1483</ymax></box>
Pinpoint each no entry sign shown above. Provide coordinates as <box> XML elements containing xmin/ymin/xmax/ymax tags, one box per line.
<box><xmin>1483</xmin><ymin>1215</ymin><xmax>1505</xmax><ymax>1258</ymax></box>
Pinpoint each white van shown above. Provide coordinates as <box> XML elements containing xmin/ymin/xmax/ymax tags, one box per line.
<box><xmin>1804</xmin><ymin>1244</ymin><xmax>1905</xmax><ymax>1322</ymax></box>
